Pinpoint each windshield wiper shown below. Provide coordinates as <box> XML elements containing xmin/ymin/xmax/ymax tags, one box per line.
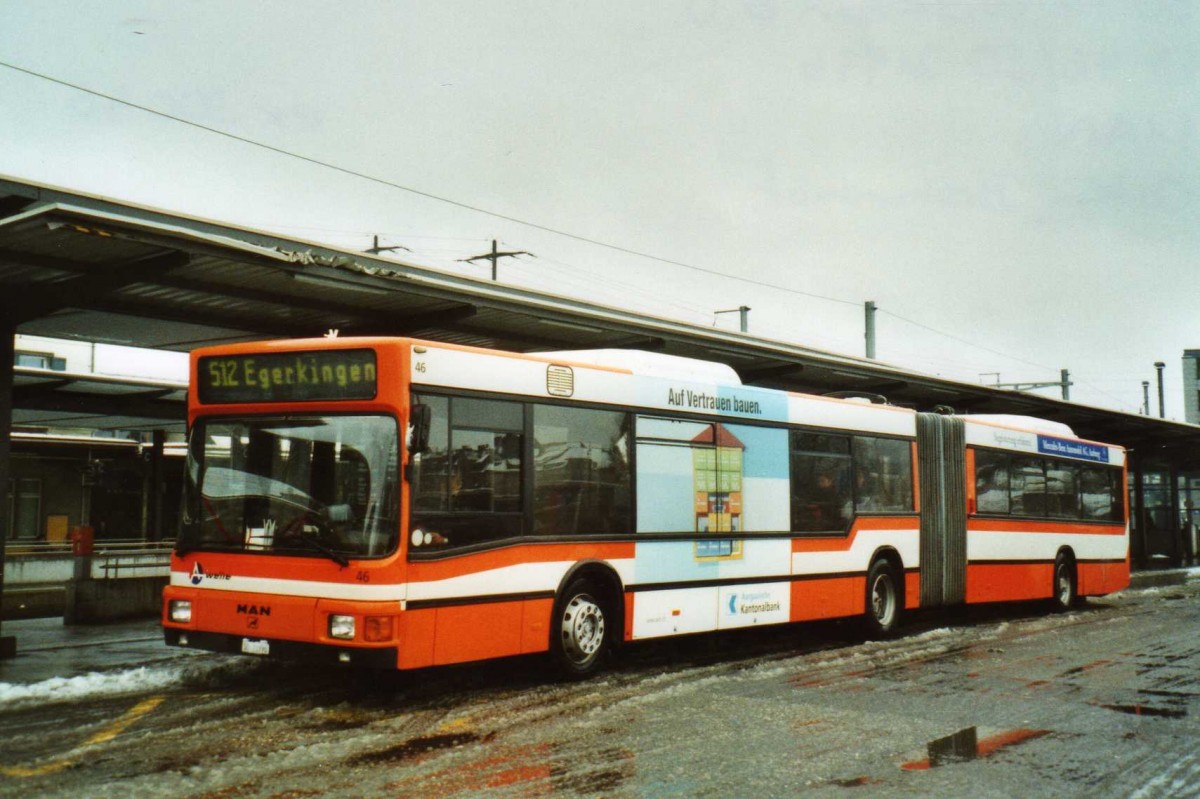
<box><xmin>286</xmin><ymin>533</ymin><xmax>350</xmax><ymax>567</ymax></box>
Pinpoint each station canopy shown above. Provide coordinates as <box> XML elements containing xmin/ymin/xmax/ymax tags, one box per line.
<box><xmin>1</xmin><ymin>174</ymin><xmax>1197</xmax><ymax>456</ymax></box>
<box><xmin>14</xmin><ymin>365</ymin><xmax>186</xmax><ymax>433</ymax></box>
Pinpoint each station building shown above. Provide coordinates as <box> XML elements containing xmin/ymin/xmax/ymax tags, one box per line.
<box><xmin>7</xmin><ymin>335</ymin><xmax>186</xmax><ymax>547</ymax></box>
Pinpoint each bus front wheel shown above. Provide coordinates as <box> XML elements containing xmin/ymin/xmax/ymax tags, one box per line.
<box><xmin>551</xmin><ymin>579</ymin><xmax>611</xmax><ymax>679</ymax></box>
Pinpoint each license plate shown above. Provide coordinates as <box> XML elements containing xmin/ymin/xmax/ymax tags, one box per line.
<box><xmin>241</xmin><ymin>638</ymin><xmax>270</xmax><ymax>656</ymax></box>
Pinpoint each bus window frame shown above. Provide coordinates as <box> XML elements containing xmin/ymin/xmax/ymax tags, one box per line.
<box><xmin>181</xmin><ymin>410</ymin><xmax>403</xmax><ymax>561</ymax></box>
<box><xmin>967</xmin><ymin>445</ymin><xmax>1126</xmax><ymax>526</ymax></box>
<box><xmin>405</xmin><ymin>386</ymin><xmax>919</xmax><ymax>557</ymax></box>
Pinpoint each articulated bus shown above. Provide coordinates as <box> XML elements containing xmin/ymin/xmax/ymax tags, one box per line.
<box><xmin>163</xmin><ymin>337</ymin><xmax>1129</xmax><ymax>677</ymax></box>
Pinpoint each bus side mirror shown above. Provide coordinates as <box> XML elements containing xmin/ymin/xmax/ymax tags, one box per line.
<box><xmin>409</xmin><ymin>404</ymin><xmax>432</xmax><ymax>454</ymax></box>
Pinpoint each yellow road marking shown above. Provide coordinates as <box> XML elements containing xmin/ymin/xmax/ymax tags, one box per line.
<box><xmin>83</xmin><ymin>697</ymin><xmax>164</xmax><ymax>745</ymax></box>
<box><xmin>0</xmin><ymin>760</ymin><xmax>73</xmax><ymax>778</ymax></box>
<box><xmin>436</xmin><ymin>716</ymin><xmax>474</xmax><ymax>733</ymax></box>
<box><xmin>0</xmin><ymin>695</ymin><xmax>165</xmax><ymax>779</ymax></box>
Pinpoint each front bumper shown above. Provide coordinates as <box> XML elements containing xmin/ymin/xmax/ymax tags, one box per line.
<box><xmin>163</xmin><ymin>628</ymin><xmax>399</xmax><ymax>669</ymax></box>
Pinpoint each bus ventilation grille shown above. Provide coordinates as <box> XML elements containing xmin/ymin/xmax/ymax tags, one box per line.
<box><xmin>547</xmin><ymin>365</ymin><xmax>575</xmax><ymax>397</ymax></box>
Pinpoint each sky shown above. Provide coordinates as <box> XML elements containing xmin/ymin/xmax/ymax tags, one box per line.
<box><xmin>0</xmin><ymin>1</ymin><xmax>1196</xmax><ymax>419</ymax></box>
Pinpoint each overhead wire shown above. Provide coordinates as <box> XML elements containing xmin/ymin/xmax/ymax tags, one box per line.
<box><xmin>880</xmin><ymin>309</ymin><xmax>1059</xmax><ymax>372</ymax></box>
<box><xmin>1</xmin><ymin>58</ymin><xmax>856</xmax><ymax>308</ymax></box>
<box><xmin>0</xmin><ymin>58</ymin><xmax>1150</xmax><ymax>409</ymax></box>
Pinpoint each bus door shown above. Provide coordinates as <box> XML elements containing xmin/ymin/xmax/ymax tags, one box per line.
<box><xmin>916</xmin><ymin>413</ymin><xmax>967</xmax><ymax>607</ymax></box>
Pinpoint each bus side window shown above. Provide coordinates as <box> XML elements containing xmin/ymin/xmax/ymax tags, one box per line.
<box><xmin>1080</xmin><ymin>465</ymin><xmax>1117</xmax><ymax>521</ymax></box>
<box><xmin>411</xmin><ymin>394</ymin><xmax>525</xmax><ymax>549</ymax></box>
<box><xmin>534</xmin><ymin>405</ymin><xmax>631</xmax><ymax>536</ymax></box>
<box><xmin>974</xmin><ymin>450</ymin><xmax>1011</xmax><ymax>515</ymax></box>
<box><xmin>634</xmin><ymin>416</ymin><xmax>716</xmax><ymax>534</ymax></box>
<box><xmin>1046</xmin><ymin>463</ymin><xmax>1080</xmax><ymax>518</ymax></box>
<box><xmin>789</xmin><ymin>432</ymin><xmax>852</xmax><ymax>533</ymax></box>
<box><xmin>1011</xmin><ymin>457</ymin><xmax>1046</xmax><ymax>517</ymax></box>
<box><xmin>852</xmin><ymin>436</ymin><xmax>914</xmax><ymax>513</ymax></box>
<box><xmin>411</xmin><ymin>395</ymin><xmax>450</xmax><ymax>512</ymax></box>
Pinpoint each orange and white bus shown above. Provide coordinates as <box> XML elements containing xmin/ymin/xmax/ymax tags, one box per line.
<box><xmin>162</xmin><ymin>337</ymin><xmax>1129</xmax><ymax>676</ymax></box>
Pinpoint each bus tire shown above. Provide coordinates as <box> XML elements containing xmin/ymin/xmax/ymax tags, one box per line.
<box><xmin>1052</xmin><ymin>553</ymin><xmax>1077</xmax><ymax>611</ymax></box>
<box><xmin>551</xmin><ymin>578</ymin><xmax>611</xmax><ymax>679</ymax></box>
<box><xmin>864</xmin><ymin>558</ymin><xmax>902</xmax><ymax>638</ymax></box>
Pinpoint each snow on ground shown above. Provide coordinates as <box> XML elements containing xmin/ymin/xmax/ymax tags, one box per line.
<box><xmin>0</xmin><ymin>657</ymin><xmax>256</xmax><ymax>709</ymax></box>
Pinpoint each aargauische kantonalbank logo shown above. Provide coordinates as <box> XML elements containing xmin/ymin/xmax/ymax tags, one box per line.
<box><xmin>727</xmin><ymin>591</ymin><xmax>781</xmax><ymax>615</ymax></box>
<box><xmin>190</xmin><ymin>562</ymin><xmax>232</xmax><ymax>585</ymax></box>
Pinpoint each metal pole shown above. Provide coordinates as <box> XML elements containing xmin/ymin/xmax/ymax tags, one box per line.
<box><xmin>865</xmin><ymin>301</ymin><xmax>877</xmax><ymax>359</ymax></box>
<box><xmin>714</xmin><ymin>307</ymin><xmax>749</xmax><ymax>332</ymax></box>
<box><xmin>0</xmin><ymin>329</ymin><xmax>14</xmax><ymax>658</ymax></box>
<box><xmin>460</xmin><ymin>240</ymin><xmax>531</xmax><ymax>280</ymax></box>
<box><xmin>150</xmin><ymin>429</ymin><xmax>165</xmax><ymax>541</ymax></box>
<box><xmin>1130</xmin><ymin>451</ymin><xmax>1146</xmax><ymax>569</ymax></box>
<box><xmin>1142</xmin><ymin>381</ymin><xmax>1151</xmax><ymax>415</ymax></box>
<box><xmin>1155</xmin><ymin>361</ymin><xmax>1166</xmax><ymax>418</ymax></box>
<box><xmin>1060</xmin><ymin>368</ymin><xmax>1071</xmax><ymax>401</ymax></box>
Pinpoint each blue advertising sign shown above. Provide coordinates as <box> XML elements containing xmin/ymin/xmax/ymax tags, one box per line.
<box><xmin>1037</xmin><ymin>435</ymin><xmax>1109</xmax><ymax>463</ymax></box>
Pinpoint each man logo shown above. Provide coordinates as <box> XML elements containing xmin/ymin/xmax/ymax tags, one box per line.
<box><xmin>190</xmin><ymin>562</ymin><xmax>205</xmax><ymax>586</ymax></box>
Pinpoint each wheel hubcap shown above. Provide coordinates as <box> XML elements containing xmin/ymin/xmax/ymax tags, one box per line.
<box><xmin>561</xmin><ymin>595</ymin><xmax>605</xmax><ymax>664</ymax></box>
<box><xmin>872</xmin><ymin>574</ymin><xmax>895</xmax><ymax>626</ymax></box>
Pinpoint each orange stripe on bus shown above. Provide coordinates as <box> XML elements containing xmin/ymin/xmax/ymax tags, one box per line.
<box><xmin>969</xmin><ymin>519</ymin><xmax>1126</xmax><ymax>535</ymax></box>
<box><xmin>791</xmin><ymin>517</ymin><xmax>919</xmax><ymax>553</ymax></box>
<box><xmin>407</xmin><ymin>542</ymin><xmax>635</xmax><ymax>582</ymax></box>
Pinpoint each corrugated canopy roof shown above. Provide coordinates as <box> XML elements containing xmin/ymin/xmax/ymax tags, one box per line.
<box><xmin>1</xmin><ymin>174</ymin><xmax>1197</xmax><ymax>459</ymax></box>
<box><xmin>13</xmin><ymin>365</ymin><xmax>186</xmax><ymax>433</ymax></box>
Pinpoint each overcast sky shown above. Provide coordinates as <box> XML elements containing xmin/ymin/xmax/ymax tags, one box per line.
<box><xmin>1</xmin><ymin>1</ymin><xmax>1196</xmax><ymax>419</ymax></box>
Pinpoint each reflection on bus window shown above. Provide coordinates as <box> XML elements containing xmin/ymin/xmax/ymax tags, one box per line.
<box><xmin>852</xmin><ymin>437</ymin><xmax>914</xmax><ymax>513</ymax></box>
<box><xmin>533</xmin><ymin>405</ymin><xmax>631</xmax><ymax>536</ymax></box>
<box><xmin>970</xmin><ymin>448</ymin><xmax>1124</xmax><ymax>523</ymax></box>
<box><xmin>180</xmin><ymin>415</ymin><xmax>400</xmax><ymax>559</ymax></box>
<box><xmin>790</xmin><ymin>432</ymin><xmax>852</xmax><ymax>532</ymax></box>
<box><xmin>1080</xmin><ymin>466</ymin><xmax>1116</xmax><ymax>521</ymax></box>
<box><xmin>410</xmin><ymin>394</ymin><xmax>524</xmax><ymax>549</ymax></box>
<box><xmin>975</xmin><ymin>450</ymin><xmax>1011</xmax><ymax>514</ymax></box>
<box><xmin>1010</xmin><ymin>457</ymin><xmax>1046</xmax><ymax>517</ymax></box>
<box><xmin>1046</xmin><ymin>463</ymin><xmax>1080</xmax><ymax>518</ymax></box>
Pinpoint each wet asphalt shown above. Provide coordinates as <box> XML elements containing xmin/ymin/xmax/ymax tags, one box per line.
<box><xmin>0</xmin><ymin>569</ymin><xmax>1198</xmax><ymax>798</ymax></box>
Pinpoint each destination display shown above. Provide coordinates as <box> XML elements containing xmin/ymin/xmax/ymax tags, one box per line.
<box><xmin>197</xmin><ymin>349</ymin><xmax>377</xmax><ymax>404</ymax></box>
<box><xmin>1036</xmin><ymin>434</ymin><xmax>1110</xmax><ymax>464</ymax></box>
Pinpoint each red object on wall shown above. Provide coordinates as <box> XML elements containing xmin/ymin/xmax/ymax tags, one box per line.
<box><xmin>70</xmin><ymin>525</ymin><xmax>94</xmax><ymax>556</ymax></box>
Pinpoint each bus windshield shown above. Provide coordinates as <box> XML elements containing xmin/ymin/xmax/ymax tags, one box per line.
<box><xmin>179</xmin><ymin>415</ymin><xmax>400</xmax><ymax>561</ymax></box>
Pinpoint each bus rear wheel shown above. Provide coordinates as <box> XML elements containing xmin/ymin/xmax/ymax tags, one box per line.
<box><xmin>864</xmin><ymin>559</ymin><xmax>902</xmax><ymax>637</ymax></box>
<box><xmin>551</xmin><ymin>579</ymin><xmax>611</xmax><ymax>679</ymax></box>
<box><xmin>1052</xmin><ymin>553</ymin><xmax>1077</xmax><ymax>611</ymax></box>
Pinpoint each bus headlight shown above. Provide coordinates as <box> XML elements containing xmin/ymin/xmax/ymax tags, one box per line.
<box><xmin>168</xmin><ymin>600</ymin><xmax>192</xmax><ymax>623</ymax></box>
<box><xmin>329</xmin><ymin>614</ymin><xmax>356</xmax><ymax>640</ymax></box>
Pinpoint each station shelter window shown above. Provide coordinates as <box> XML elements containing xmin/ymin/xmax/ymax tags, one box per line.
<box><xmin>6</xmin><ymin>478</ymin><xmax>42</xmax><ymax>540</ymax></box>
<box><xmin>15</xmin><ymin>351</ymin><xmax>66</xmax><ymax>371</ymax></box>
